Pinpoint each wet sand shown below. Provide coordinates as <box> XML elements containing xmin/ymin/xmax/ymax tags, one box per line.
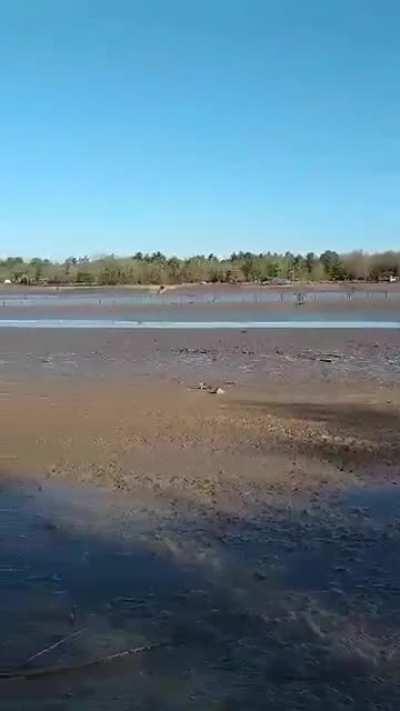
<box><xmin>1</xmin><ymin>323</ymin><xmax>400</xmax><ymax>708</ymax></box>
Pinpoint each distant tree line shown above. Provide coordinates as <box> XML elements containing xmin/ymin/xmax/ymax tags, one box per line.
<box><xmin>0</xmin><ymin>250</ymin><xmax>399</xmax><ymax>286</ymax></box>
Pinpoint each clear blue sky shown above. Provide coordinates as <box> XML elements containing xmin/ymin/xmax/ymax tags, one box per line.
<box><xmin>1</xmin><ymin>1</ymin><xmax>399</xmax><ymax>260</ymax></box>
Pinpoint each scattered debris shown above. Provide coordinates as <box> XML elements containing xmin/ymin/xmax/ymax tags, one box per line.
<box><xmin>68</xmin><ymin>605</ymin><xmax>78</xmax><ymax>625</ymax></box>
<box><xmin>0</xmin><ymin>641</ymin><xmax>164</xmax><ymax>680</ymax></box>
<box><xmin>28</xmin><ymin>573</ymin><xmax>62</xmax><ymax>584</ymax></box>
<box><xmin>296</xmin><ymin>352</ymin><xmax>317</xmax><ymax>361</ymax></box>
<box><xmin>25</xmin><ymin>627</ymin><xmax>87</xmax><ymax>666</ymax></box>
<box><xmin>176</xmin><ymin>347</ymin><xmax>211</xmax><ymax>355</ymax></box>
<box><xmin>190</xmin><ymin>382</ymin><xmax>225</xmax><ymax>395</ymax></box>
<box><xmin>297</xmin><ymin>351</ymin><xmax>343</xmax><ymax>364</ymax></box>
<box><xmin>43</xmin><ymin>520</ymin><xmax>58</xmax><ymax>531</ymax></box>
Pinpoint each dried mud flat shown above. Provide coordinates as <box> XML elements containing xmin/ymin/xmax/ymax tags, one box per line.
<box><xmin>1</xmin><ymin>327</ymin><xmax>400</xmax><ymax>709</ymax></box>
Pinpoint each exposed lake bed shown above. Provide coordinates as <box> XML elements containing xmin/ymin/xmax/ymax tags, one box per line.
<box><xmin>1</xmin><ymin>287</ymin><xmax>400</xmax><ymax>709</ymax></box>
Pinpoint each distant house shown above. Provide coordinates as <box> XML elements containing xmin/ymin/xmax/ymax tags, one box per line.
<box><xmin>379</xmin><ymin>272</ymin><xmax>398</xmax><ymax>283</ymax></box>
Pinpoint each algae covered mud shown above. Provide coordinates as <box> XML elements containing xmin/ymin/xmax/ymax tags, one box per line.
<box><xmin>0</xmin><ymin>288</ymin><xmax>400</xmax><ymax>709</ymax></box>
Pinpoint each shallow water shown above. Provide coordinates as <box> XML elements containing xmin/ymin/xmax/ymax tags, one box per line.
<box><xmin>0</xmin><ymin>287</ymin><xmax>399</xmax><ymax>326</ymax></box>
<box><xmin>1</xmin><ymin>286</ymin><xmax>399</xmax><ymax>307</ymax></box>
<box><xmin>0</xmin><ymin>318</ymin><xmax>399</xmax><ymax>329</ymax></box>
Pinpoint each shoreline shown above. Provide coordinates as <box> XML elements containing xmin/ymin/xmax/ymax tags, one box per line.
<box><xmin>1</xmin><ymin>280</ymin><xmax>400</xmax><ymax>293</ymax></box>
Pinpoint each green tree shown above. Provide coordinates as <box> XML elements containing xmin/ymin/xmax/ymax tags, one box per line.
<box><xmin>320</xmin><ymin>250</ymin><xmax>346</xmax><ymax>280</ymax></box>
<box><xmin>305</xmin><ymin>252</ymin><xmax>316</xmax><ymax>274</ymax></box>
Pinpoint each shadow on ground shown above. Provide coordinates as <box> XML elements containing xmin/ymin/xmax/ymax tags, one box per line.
<box><xmin>1</xmin><ymin>473</ymin><xmax>400</xmax><ymax>710</ymax></box>
<box><xmin>231</xmin><ymin>398</ymin><xmax>400</xmax><ymax>469</ymax></box>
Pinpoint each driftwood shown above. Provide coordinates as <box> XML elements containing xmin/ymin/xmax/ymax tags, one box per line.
<box><xmin>25</xmin><ymin>628</ymin><xmax>87</xmax><ymax>666</ymax></box>
<box><xmin>0</xmin><ymin>641</ymin><xmax>164</xmax><ymax>681</ymax></box>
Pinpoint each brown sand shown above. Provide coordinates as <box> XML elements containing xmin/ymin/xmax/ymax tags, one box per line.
<box><xmin>1</xmin><ymin>327</ymin><xmax>399</xmax><ymax>514</ymax></box>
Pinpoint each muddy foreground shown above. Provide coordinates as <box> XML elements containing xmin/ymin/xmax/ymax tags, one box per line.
<box><xmin>1</xmin><ymin>327</ymin><xmax>400</xmax><ymax>709</ymax></box>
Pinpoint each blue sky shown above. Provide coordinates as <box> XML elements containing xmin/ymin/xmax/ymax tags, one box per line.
<box><xmin>0</xmin><ymin>1</ymin><xmax>399</xmax><ymax>259</ymax></box>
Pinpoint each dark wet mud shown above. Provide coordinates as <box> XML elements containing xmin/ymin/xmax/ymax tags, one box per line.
<box><xmin>1</xmin><ymin>477</ymin><xmax>400</xmax><ymax>710</ymax></box>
